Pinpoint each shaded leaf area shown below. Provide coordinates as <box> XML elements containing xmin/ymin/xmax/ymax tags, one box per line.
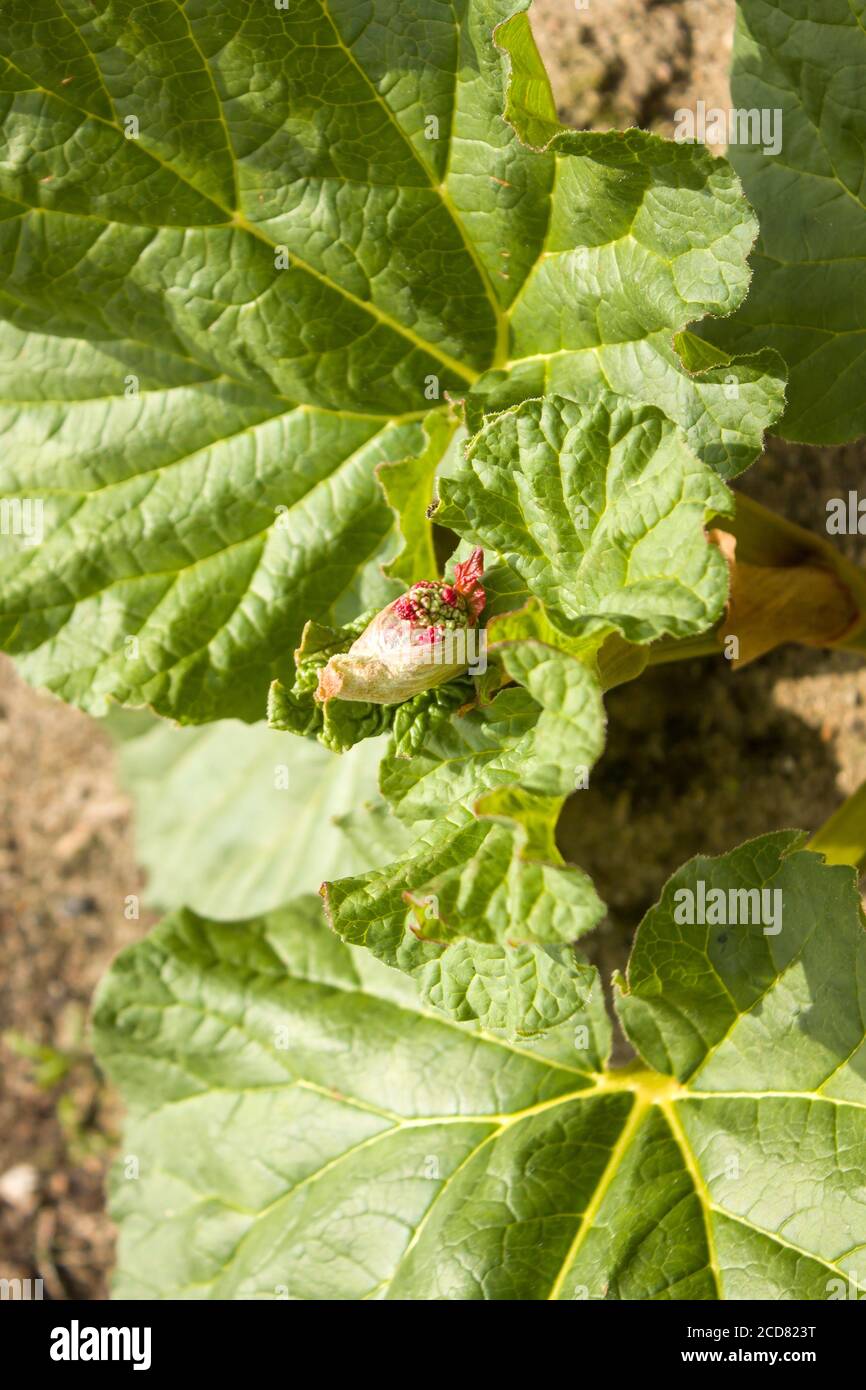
<box><xmin>702</xmin><ymin>0</ymin><xmax>866</xmax><ymax>444</ymax></box>
<box><xmin>117</xmin><ymin>717</ymin><xmax>399</xmax><ymax>919</ymax></box>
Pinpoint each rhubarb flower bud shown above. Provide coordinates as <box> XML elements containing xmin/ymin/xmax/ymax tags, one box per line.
<box><xmin>316</xmin><ymin>549</ymin><xmax>486</xmax><ymax>704</ymax></box>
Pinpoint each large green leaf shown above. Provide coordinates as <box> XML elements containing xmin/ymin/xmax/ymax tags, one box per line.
<box><xmin>118</xmin><ymin>718</ymin><xmax>395</xmax><ymax>918</ymax></box>
<box><xmin>0</xmin><ymin>332</ymin><xmax>408</xmax><ymax>720</ymax></box>
<box><xmin>0</xmin><ymin>0</ymin><xmax>781</xmax><ymax>721</ymax></box>
<box><xmin>702</xmin><ymin>0</ymin><xmax>866</xmax><ymax>443</ymax></box>
<box><xmin>95</xmin><ymin>834</ymin><xmax>866</xmax><ymax>1299</ymax></box>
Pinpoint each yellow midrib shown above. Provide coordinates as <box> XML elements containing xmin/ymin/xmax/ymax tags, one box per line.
<box><xmin>547</xmin><ymin>1089</ymin><xmax>652</xmax><ymax>1300</ymax></box>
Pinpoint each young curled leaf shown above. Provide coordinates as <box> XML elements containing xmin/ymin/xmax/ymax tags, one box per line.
<box><xmin>268</xmin><ymin>613</ymin><xmax>394</xmax><ymax>754</ymax></box>
<box><xmin>437</xmin><ymin>394</ymin><xmax>733</xmax><ymax>643</ymax></box>
<box><xmin>390</xmin><ymin>679</ymin><xmax>475</xmax><ymax>760</ymax></box>
<box><xmin>321</xmin><ymin>786</ymin><xmax>604</xmax><ymax>1036</ymax></box>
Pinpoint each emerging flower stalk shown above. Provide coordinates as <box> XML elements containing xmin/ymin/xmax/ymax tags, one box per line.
<box><xmin>316</xmin><ymin>549</ymin><xmax>486</xmax><ymax>704</ymax></box>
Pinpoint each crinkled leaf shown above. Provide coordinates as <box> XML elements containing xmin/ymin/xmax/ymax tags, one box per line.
<box><xmin>438</xmin><ymin>393</ymin><xmax>733</xmax><ymax>641</ymax></box>
<box><xmin>389</xmin><ymin>388</ymin><xmax>727</xmax><ymax>827</ymax></box>
<box><xmin>463</xmin><ymin>99</ymin><xmax>786</xmax><ymax>479</ymax></box>
<box><xmin>96</xmin><ymin>837</ymin><xmax>866</xmax><ymax>1298</ymax></box>
<box><xmin>702</xmin><ymin>0</ymin><xmax>865</xmax><ymax>444</ymax></box>
<box><xmin>389</xmin><ymin>678</ymin><xmax>475</xmax><ymax>760</ymax></box>
<box><xmin>0</xmin><ymin>1</ymin><xmax>781</xmax><ymax>719</ymax></box>
<box><xmin>118</xmin><ymin>718</ymin><xmax>388</xmax><ymax>919</ymax></box>
<box><xmin>268</xmin><ymin>613</ymin><xmax>395</xmax><ymax>753</ymax></box>
<box><xmin>380</xmin><ymin>632</ymin><xmax>605</xmax><ymax>819</ymax></box>
<box><xmin>414</xmin><ymin>938</ymin><xmax>597</xmax><ymax>1039</ymax></box>
<box><xmin>322</xmin><ymin>788</ymin><xmax>604</xmax><ymax>1034</ymax></box>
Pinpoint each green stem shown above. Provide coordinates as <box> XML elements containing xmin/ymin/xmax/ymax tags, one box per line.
<box><xmin>807</xmin><ymin>780</ymin><xmax>866</xmax><ymax>871</ymax></box>
<box><xmin>645</xmin><ymin>632</ymin><xmax>722</xmax><ymax>666</ymax></box>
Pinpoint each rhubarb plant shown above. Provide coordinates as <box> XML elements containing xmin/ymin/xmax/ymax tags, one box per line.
<box><xmin>3</xmin><ymin>0</ymin><xmax>866</xmax><ymax>1301</ymax></box>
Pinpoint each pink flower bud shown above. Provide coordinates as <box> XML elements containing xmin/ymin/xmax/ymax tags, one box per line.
<box><xmin>316</xmin><ymin>549</ymin><xmax>486</xmax><ymax>704</ymax></box>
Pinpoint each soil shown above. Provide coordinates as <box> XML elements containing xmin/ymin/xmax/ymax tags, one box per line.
<box><xmin>0</xmin><ymin>660</ymin><xmax>156</xmax><ymax>1298</ymax></box>
<box><xmin>2</xmin><ymin>0</ymin><xmax>864</xmax><ymax>1300</ymax></box>
<box><xmin>531</xmin><ymin>0</ymin><xmax>736</xmax><ymax>147</ymax></box>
